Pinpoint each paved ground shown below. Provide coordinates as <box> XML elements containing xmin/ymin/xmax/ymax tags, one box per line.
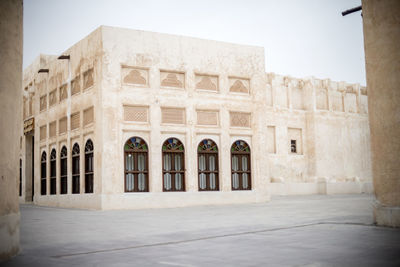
<box><xmin>2</xmin><ymin>194</ymin><xmax>400</xmax><ymax>266</ymax></box>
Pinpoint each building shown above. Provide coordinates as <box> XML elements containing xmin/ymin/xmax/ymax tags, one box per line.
<box><xmin>19</xmin><ymin>26</ymin><xmax>372</xmax><ymax>210</ymax></box>
<box><xmin>362</xmin><ymin>0</ymin><xmax>400</xmax><ymax>227</ymax></box>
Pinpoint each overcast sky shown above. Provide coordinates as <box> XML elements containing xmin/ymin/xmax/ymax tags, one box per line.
<box><xmin>24</xmin><ymin>0</ymin><xmax>365</xmax><ymax>85</ymax></box>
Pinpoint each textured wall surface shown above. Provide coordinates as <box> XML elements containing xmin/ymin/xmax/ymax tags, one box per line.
<box><xmin>363</xmin><ymin>0</ymin><xmax>400</xmax><ymax>227</ymax></box>
<box><xmin>20</xmin><ymin>26</ymin><xmax>373</xmax><ymax>209</ymax></box>
<box><xmin>0</xmin><ymin>0</ymin><xmax>22</xmax><ymax>260</ymax></box>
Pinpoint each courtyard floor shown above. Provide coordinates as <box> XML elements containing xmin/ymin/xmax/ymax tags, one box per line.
<box><xmin>2</xmin><ymin>194</ymin><xmax>400</xmax><ymax>266</ymax></box>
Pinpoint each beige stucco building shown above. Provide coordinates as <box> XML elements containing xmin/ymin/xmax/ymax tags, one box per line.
<box><xmin>19</xmin><ymin>26</ymin><xmax>372</xmax><ymax>210</ymax></box>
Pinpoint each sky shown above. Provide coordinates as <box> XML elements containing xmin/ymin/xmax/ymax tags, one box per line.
<box><xmin>23</xmin><ymin>0</ymin><xmax>366</xmax><ymax>85</ymax></box>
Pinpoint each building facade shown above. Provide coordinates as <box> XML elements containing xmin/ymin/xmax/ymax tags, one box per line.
<box><xmin>19</xmin><ymin>26</ymin><xmax>372</xmax><ymax>210</ymax></box>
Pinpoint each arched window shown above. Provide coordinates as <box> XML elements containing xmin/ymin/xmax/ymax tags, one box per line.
<box><xmin>60</xmin><ymin>146</ymin><xmax>67</xmax><ymax>194</ymax></box>
<box><xmin>19</xmin><ymin>159</ymin><xmax>22</xmax><ymax>196</ymax></box>
<box><xmin>162</xmin><ymin>138</ymin><xmax>185</xmax><ymax>192</ymax></box>
<box><xmin>50</xmin><ymin>149</ymin><xmax>56</xmax><ymax>194</ymax></box>
<box><xmin>124</xmin><ymin>137</ymin><xmax>149</xmax><ymax>192</ymax></box>
<box><xmin>231</xmin><ymin>140</ymin><xmax>251</xmax><ymax>190</ymax></box>
<box><xmin>198</xmin><ymin>139</ymin><xmax>219</xmax><ymax>191</ymax></box>
<box><xmin>85</xmin><ymin>139</ymin><xmax>94</xmax><ymax>193</ymax></box>
<box><xmin>40</xmin><ymin>152</ymin><xmax>46</xmax><ymax>195</ymax></box>
<box><xmin>72</xmin><ymin>143</ymin><xmax>80</xmax><ymax>194</ymax></box>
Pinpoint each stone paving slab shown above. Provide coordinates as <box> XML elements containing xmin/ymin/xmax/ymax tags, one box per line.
<box><xmin>2</xmin><ymin>194</ymin><xmax>400</xmax><ymax>266</ymax></box>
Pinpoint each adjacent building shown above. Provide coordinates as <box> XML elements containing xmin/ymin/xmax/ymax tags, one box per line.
<box><xmin>19</xmin><ymin>26</ymin><xmax>372</xmax><ymax>210</ymax></box>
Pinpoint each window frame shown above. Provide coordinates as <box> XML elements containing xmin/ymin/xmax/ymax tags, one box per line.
<box><xmin>231</xmin><ymin>140</ymin><xmax>252</xmax><ymax>191</ymax></box>
<box><xmin>197</xmin><ymin>139</ymin><xmax>219</xmax><ymax>191</ymax></box>
<box><xmin>72</xmin><ymin>143</ymin><xmax>80</xmax><ymax>194</ymax></box>
<box><xmin>50</xmin><ymin>149</ymin><xmax>56</xmax><ymax>195</ymax></box>
<box><xmin>162</xmin><ymin>138</ymin><xmax>185</xmax><ymax>192</ymax></box>
<box><xmin>124</xmin><ymin>137</ymin><xmax>149</xmax><ymax>193</ymax></box>
<box><xmin>40</xmin><ymin>152</ymin><xmax>46</xmax><ymax>195</ymax></box>
<box><xmin>60</xmin><ymin>146</ymin><xmax>67</xmax><ymax>194</ymax></box>
<box><xmin>290</xmin><ymin>139</ymin><xmax>297</xmax><ymax>153</ymax></box>
<box><xmin>84</xmin><ymin>139</ymin><xmax>94</xmax><ymax>193</ymax></box>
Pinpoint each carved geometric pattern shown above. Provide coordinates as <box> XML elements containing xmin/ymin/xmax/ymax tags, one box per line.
<box><xmin>49</xmin><ymin>89</ymin><xmax>57</xmax><ymax>107</ymax></box>
<box><xmin>122</xmin><ymin>68</ymin><xmax>148</xmax><ymax>86</ymax></box>
<box><xmin>71</xmin><ymin>76</ymin><xmax>80</xmax><ymax>95</ymax></box>
<box><xmin>71</xmin><ymin>112</ymin><xmax>80</xmax><ymax>130</ymax></box>
<box><xmin>49</xmin><ymin>121</ymin><xmax>56</xmax><ymax>138</ymax></box>
<box><xmin>59</xmin><ymin>117</ymin><xmax>67</xmax><ymax>134</ymax></box>
<box><xmin>160</xmin><ymin>71</ymin><xmax>184</xmax><ymax>88</ymax></box>
<box><xmin>230</xmin><ymin>112</ymin><xmax>251</xmax><ymax>128</ymax></box>
<box><xmin>83</xmin><ymin>106</ymin><xmax>94</xmax><ymax>126</ymax></box>
<box><xmin>124</xmin><ymin>106</ymin><xmax>148</xmax><ymax>122</ymax></box>
<box><xmin>197</xmin><ymin>110</ymin><xmax>218</xmax><ymax>126</ymax></box>
<box><xmin>59</xmin><ymin>84</ymin><xmax>68</xmax><ymax>102</ymax></box>
<box><xmin>83</xmin><ymin>68</ymin><xmax>94</xmax><ymax>90</ymax></box>
<box><xmin>229</xmin><ymin>78</ymin><xmax>249</xmax><ymax>93</ymax></box>
<box><xmin>161</xmin><ymin>107</ymin><xmax>185</xmax><ymax>124</ymax></box>
<box><xmin>40</xmin><ymin>125</ymin><xmax>47</xmax><ymax>141</ymax></box>
<box><xmin>195</xmin><ymin>75</ymin><xmax>217</xmax><ymax>91</ymax></box>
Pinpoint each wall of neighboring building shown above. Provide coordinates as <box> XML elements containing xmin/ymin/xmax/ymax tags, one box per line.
<box><xmin>0</xmin><ymin>0</ymin><xmax>22</xmax><ymax>261</ymax></box>
<box><xmin>362</xmin><ymin>0</ymin><xmax>400</xmax><ymax>227</ymax></box>
<box><xmin>100</xmin><ymin>26</ymin><xmax>269</xmax><ymax>209</ymax></box>
<box><xmin>266</xmin><ymin>74</ymin><xmax>372</xmax><ymax>195</ymax></box>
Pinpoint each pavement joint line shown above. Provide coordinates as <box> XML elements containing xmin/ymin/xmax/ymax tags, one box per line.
<box><xmin>51</xmin><ymin>221</ymin><xmax>375</xmax><ymax>259</ymax></box>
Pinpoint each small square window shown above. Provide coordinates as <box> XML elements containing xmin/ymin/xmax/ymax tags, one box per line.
<box><xmin>291</xmin><ymin>140</ymin><xmax>297</xmax><ymax>153</ymax></box>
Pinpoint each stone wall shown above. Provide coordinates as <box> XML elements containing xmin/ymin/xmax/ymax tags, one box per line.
<box><xmin>266</xmin><ymin>74</ymin><xmax>372</xmax><ymax>195</ymax></box>
<box><xmin>0</xmin><ymin>0</ymin><xmax>22</xmax><ymax>260</ymax></box>
<box><xmin>362</xmin><ymin>0</ymin><xmax>400</xmax><ymax>227</ymax></box>
<box><xmin>20</xmin><ymin>26</ymin><xmax>373</xmax><ymax>209</ymax></box>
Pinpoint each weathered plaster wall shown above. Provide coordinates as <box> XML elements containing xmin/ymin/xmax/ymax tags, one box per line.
<box><xmin>22</xmin><ymin>28</ymin><xmax>103</xmax><ymax>209</ymax></box>
<box><xmin>20</xmin><ymin>26</ymin><xmax>373</xmax><ymax>209</ymax></box>
<box><xmin>266</xmin><ymin>74</ymin><xmax>372</xmax><ymax>196</ymax></box>
<box><xmin>0</xmin><ymin>0</ymin><xmax>22</xmax><ymax>260</ymax></box>
<box><xmin>362</xmin><ymin>0</ymin><xmax>400</xmax><ymax>227</ymax></box>
<box><xmin>100</xmin><ymin>26</ymin><xmax>269</xmax><ymax>208</ymax></box>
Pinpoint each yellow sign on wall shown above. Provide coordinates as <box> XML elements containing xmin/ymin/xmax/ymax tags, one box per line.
<box><xmin>23</xmin><ymin>117</ymin><xmax>34</xmax><ymax>134</ymax></box>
